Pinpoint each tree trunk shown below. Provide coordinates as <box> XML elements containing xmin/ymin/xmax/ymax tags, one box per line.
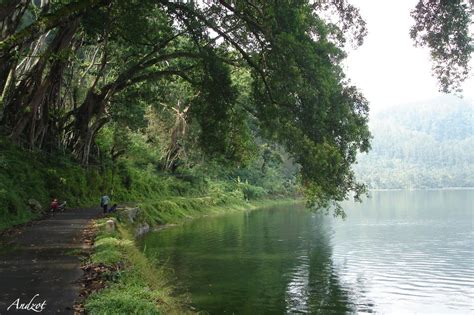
<box><xmin>0</xmin><ymin>0</ymin><xmax>111</xmax><ymax>57</ymax></box>
<box><xmin>71</xmin><ymin>89</ymin><xmax>108</xmax><ymax>164</ymax></box>
<box><xmin>0</xmin><ymin>0</ymin><xmax>29</xmax><ymax>41</ymax></box>
<box><xmin>7</xmin><ymin>20</ymin><xmax>79</xmax><ymax>147</ymax></box>
<box><xmin>0</xmin><ymin>0</ymin><xmax>30</xmax><ymax>93</ymax></box>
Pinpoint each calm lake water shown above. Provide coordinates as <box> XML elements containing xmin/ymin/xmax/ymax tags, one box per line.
<box><xmin>141</xmin><ymin>190</ymin><xmax>474</xmax><ymax>314</ymax></box>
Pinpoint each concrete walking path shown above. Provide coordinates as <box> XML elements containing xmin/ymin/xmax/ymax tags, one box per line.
<box><xmin>0</xmin><ymin>207</ymin><xmax>100</xmax><ymax>314</ymax></box>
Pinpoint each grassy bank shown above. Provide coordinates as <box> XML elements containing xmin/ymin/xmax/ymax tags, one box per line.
<box><xmin>84</xmin><ymin>198</ymin><xmax>297</xmax><ymax>315</ymax></box>
<box><xmin>84</xmin><ymin>218</ymin><xmax>185</xmax><ymax>314</ymax></box>
<box><xmin>0</xmin><ymin>138</ymin><xmax>99</xmax><ymax>229</ymax></box>
<box><xmin>0</xmin><ymin>137</ymin><xmax>296</xmax><ymax>231</ymax></box>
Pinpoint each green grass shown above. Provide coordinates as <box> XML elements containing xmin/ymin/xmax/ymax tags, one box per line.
<box><xmin>85</xmin><ymin>219</ymin><xmax>190</xmax><ymax>315</ymax></box>
<box><xmin>139</xmin><ymin>196</ymin><xmax>298</xmax><ymax>225</ymax></box>
<box><xmin>0</xmin><ymin>138</ymin><xmax>106</xmax><ymax>229</ymax></box>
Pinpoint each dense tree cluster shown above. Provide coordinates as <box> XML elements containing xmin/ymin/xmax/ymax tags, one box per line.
<box><xmin>0</xmin><ymin>0</ymin><xmax>471</xmax><ymax>209</ymax></box>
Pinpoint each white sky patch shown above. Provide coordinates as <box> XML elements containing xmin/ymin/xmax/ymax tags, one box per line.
<box><xmin>343</xmin><ymin>0</ymin><xmax>474</xmax><ymax>112</ymax></box>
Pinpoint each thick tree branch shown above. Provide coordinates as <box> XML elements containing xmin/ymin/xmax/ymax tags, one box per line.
<box><xmin>0</xmin><ymin>0</ymin><xmax>112</xmax><ymax>55</ymax></box>
<box><xmin>114</xmin><ymin>66</ymin><xmax>197</xmax><ymax>92</ymax></box>
<box><xmin>162</xmin><ymin>1</ymin><xmax>276</xmax><ymax>104</ymax></box>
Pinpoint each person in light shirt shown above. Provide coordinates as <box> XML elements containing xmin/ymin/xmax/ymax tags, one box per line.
<box><xmin>100</xmin><ymin>195</ymin><xmax>110</xmax><ymax>213</ymax></box>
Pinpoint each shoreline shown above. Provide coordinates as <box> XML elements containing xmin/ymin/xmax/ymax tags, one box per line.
<box><xmin>368</xmin><ymin>187</ymin><xmax>474</xmax><ymax>191</ymax></box>
<box><xmin>82</xmin><ymin>197</ymin><xmax>300</xmax><ymax>314</ymax></box>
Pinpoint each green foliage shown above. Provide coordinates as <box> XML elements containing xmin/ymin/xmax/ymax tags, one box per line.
<box><xmin>410</xmin><ymin>0</ymin><xmax>473</xmax><ymax>93</ymax></box>
<box><xmin>192</xmin><ymin>50</ymin><xmax>256</xmax><ymax>165</ymax></box>
<box><xmin>251</xmin><ymin>1</ymin><xmax>371</xmax><ymax>209</ymax></box>
<box><xmin>239</xmin><ymin>183</ymin><xmax>267</xmax><ymax>200</ymax></box>
<box><xmin>0</xmin><ymin>138</ymin><xmax>102</xmax><ymax>229</ymax></box>
<box><xmin>0</xmin><ymin>0</ymin><xmax>374</xmax><ymax>213</ymax></box>
<box><xmin>2</xmin><ymin>0</ymin><xmax>471</xmax><ymax>213</ymax></box>
<box><xmin>0</xmin><ymin>133</ymin><xmax>294</xmax><ymax>230</ymax></box>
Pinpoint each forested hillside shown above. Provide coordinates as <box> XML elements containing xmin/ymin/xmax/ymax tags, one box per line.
<box><xmin>355</xmin><ymin>96</ymin><xmax>473</xmax><ymax>189</ymax></box>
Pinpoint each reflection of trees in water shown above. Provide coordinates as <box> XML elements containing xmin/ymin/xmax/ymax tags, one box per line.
<box><xmin>281</xmin><ymin>213</ymin><xmax>355</xmax><ymax>314</ymax></box>
<box><xmin>285</xmin><ymin>250</ymin><xmax>311</xmax><ymax>312</ymax></box>
<box><xmin>305</xmin><ymin>242</ymin><xmax>355</xmax><ymax>314</ymax></box>
<box><xmin>282</xmin><ymin>213</ymin><xmax>375</xmax><ymax>314</ymax></box>
<box><xmin>142</xmin><ymin>207</ymin><xmax>376</xmax><ymax>314</ymax></box>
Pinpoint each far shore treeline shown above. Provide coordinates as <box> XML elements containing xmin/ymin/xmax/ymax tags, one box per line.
<box><xmin>0</xmin><ymin>0</ymin><xmax>471</xmax><ymax>220</ymax></box>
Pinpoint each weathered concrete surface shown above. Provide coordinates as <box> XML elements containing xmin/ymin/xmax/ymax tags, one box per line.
<box><xmin>0</xmin><ymin>208</ymin><xmax>100</xmax><ymax>314</ymax></box>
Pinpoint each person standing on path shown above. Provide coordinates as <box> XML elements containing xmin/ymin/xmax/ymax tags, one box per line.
<box><xmin>100</xmin><ymin>195</ymin><xmax>110</xmax><ymax>213</ymax></box>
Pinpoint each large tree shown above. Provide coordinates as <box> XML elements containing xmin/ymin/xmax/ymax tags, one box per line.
<box><xmin>0</xmin><ymin>0</ymin><xmax>471</xmax><ymax>211</ymax></box>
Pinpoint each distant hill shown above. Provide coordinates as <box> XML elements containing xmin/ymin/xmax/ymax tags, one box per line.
<box><xmin>354</xmin><ymin>95</ymin><xmax>473</xmax><ymax>189</ymax></box>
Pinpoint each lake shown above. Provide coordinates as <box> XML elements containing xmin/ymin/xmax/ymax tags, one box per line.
<box><xmin>140</xmin><ymin>190</ymin><xmax>474</xmax><ymax>314</ymax></box>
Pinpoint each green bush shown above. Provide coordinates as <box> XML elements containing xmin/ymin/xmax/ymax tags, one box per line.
<box><xmin>239</xmin><ymin>183</ymin><xmax>267</xmax><ymax>200</ymax></box>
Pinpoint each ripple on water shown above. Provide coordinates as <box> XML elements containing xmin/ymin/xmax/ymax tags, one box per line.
<box><xmin>142</xmin><ymin>191</ymin><xmax>474</xmax><ymax>314</ymax></box>
<box><xmin>331</xmin><ymin>228</ymin><xmax>474</xmax><ymax>312</ymax></box>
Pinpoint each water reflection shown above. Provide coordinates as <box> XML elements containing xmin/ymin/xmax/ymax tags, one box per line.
<box><xmin>142</xmin><ymin>205</ymin><xmax>357</xmax><ymax>314</ymax></box>
<box><xmin>141</xmin><ymin>190</ymin><xmax>473</xmax><ymax>314</ymax></box>
<box><xmin>333</xmin><ymin>190</ymin><xmax>474</xmax><ymax>314</ymax></box>
<box><xmin>285</xmin><ymin>250</ymin><xmax>310</xmax><ymax>312</ymax></box>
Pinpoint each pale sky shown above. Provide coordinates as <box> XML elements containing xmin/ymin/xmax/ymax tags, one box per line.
<box><xmin>343</xmin><ymin>0</ymin><xmax>474</xmax><ymax>112</ymax></box>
